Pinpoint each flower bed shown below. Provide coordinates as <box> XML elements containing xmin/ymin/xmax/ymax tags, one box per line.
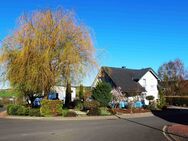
<box><xmin>114</xmin><ymin>108</ymin><xmax>150</xmax><ymax>114</ymax></box>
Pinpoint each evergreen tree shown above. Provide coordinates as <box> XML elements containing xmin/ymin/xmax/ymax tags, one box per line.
<box><xmin>92</xmin><ymin>82</ymin><xmax>112</xmax><ymax>106</ymax></box>
<box><xmin>65</xmin><ymin>82</ymin><xmax>72</xmax><ymax>108</ymax></box>
<box><xmin>79</xmin><ymin>84</ymin><xmax>84</xmax><ymax>100</ymax></box>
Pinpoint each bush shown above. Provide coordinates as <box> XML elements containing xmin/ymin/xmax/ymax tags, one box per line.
<box><xmin>29</xmin><ymin>108</ymin><xmax>41</xmax><ymax>117</ymax></box>
<box><xmin>7</xmin><ymin>104</ymin><xmax>28</xmax><ymax>116</ymax></box>
<box><xmin>146</xmin><ymin>95</ymin><xmax>155</xmax><ymax>101</ymax></box>
<box><xmin>108</xmin><ymin>108</ymin><xmax>117</xmax><ymax>115</ymax></box>
<box><xmin>147</xmin><ymin>103</ymin><xmax>156</xmax><ymax>110</ymax></box>
<box><xmin>99</xmin><ymin>107</ymin><xmax>112</xmax><ymax>116</ymax></box>
<box><xmin>16</xmin><ymin>106</ymin><xmax>27</xmax><ymax>115</ymax></box>
<box><xmin>62</xmin><ymin>109</ymin><xmax>69</xmax><ymax>117</ymax></box>
<box><xmin>157</xmin><ymin>90</ymin><xmax>166</xmax><ymax>109</ymax></box>
<box><xmin>62</xmin><ymin>109</ymin><xmax>77</xmax><ymax>117</ymax></box>
<box><xmin>40</xmin><ymin>100</ymin><xmax>63</xmax><ymax>116</ymax></box>
<box><xmin>165</xmin><ymin>96</ymin><xmax>188</xmax><ymax>106</ymax></box>
<box><xmin>8</xmin><ymin>104</ymin><xmax>20</xmax><ymax>115</ymax></box>
<box><xmin>64</xmin><ymin>111</ymin><xmax>77</xmax><ymax>117</ymax></box>
<box><xmin>87</xmin><ymin>108</ymin><xmax>101</xmax><ymax>116</ymax></box>
<box><xmin>7</xmin><ymin>104</ymin><xmax>14</xmax><ymax>115</ymax></box>
<box><xmin>92</xmin><ymin>82</ymin><xmax>112</xmax><ymax>106</ymax></box>
<box><xmin>75</xmin><ymin>100</ymin><xmax>84</xmax><ymax>111</ymax></box>
<box><xmin>84</xmin><ymin>100</ymin><xmax>100</xmax><ymax>110</ymax></box>
<box><xmin>79</xmin><ymin>84</ymin><xmax>84</xmax><ymax>100</ymax></box>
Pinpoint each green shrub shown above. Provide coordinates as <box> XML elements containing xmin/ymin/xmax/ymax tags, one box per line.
<box><xmin>7</xmin><ymin>104</ymin><xmax>28</xmax><ymax>115</ymax></box>
<box><xmin>8</xmin><ymin>105</ymin><xmax>21</xmax><ymax>115</ymax></box>
<box><xmin>79</xmin><ymin>84</ymin><xmax>84</xmax><ymax>100</ymax></box>
<box><xmin>84</xmin><ymin>100</ymin><xmax>100</xmax><ymax>110</ymax></box>
<box><xmin>62</xmin><ymin>109</ymin><xmax>69</xmax><ymax>117</ymax></box>
<box><xmin>29</xmin><ymin>108</ymin><xmax>41</xmax><ymax>117</ymax></box>
<box><xmin>87</xmin><ymin>108</ymin><xmax>101</xmax><ymax>116</ymax></box>
<box><xmin>99</xmin><ymin>107</ymin><xmax>111</xmax><ymax>116</ymax></box>
<box><xmin>16</xmin><ymin>106</ymin><xmax>27</xmax><ymax>115</ymax></box>
<box><xmin>40</xmin><ymin>100</ymin><xmax>63</xmax><ymax>117</ymax></box>
<box><xmin>108</xmin><ymin>108</ymin><xmax>117</xmax><ymax>115</ymax></box>
<box><xmin>157</xmin><ymin>90</ymin><xmax>166</xmax><ymax>109</ymax></box>
<box><xmin>165</xmin><ymin>96</ymin><xmax>188</xmax><ymax>106</ymax></box>
<box><xmin>75</xmin><ymin>100</ymin><xmax>84</xmax><ymax>110</ymax></box>
<box><xmin>25</xmin><ymin>107</ymin><xmax>29</xmax><ymax>115</ymax></box>
<box><xmin>92</xmin><ymin>82</ymin><xmax>112</xmax><ymax>106</ymax></box>
<box><xmin>7</xmin><ymin>104</ymin><xmax>15</xmax><ymax>115</ymax></box>
<box><xmin>64</xmin><ymin>111</ymin><xmax>77</xmax><ymax>117</ymax></box>
<box><xmin>147</xmin><ymin>102</ymin><xmax>156</xmax><ymax>110</ymax></box>
<box><xmin>146</xmin><ymin>95</ymin><xmax>155</xmax><ymax>101</ymax></box>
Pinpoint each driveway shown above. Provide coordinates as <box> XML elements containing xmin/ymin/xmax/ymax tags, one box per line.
<box><xmin>0</xmin><ymin>107</ymin><xmax>5</xmax><ymax>112</ymax></box>
<box><xmin>0</xmin><ymin>116</ymin><xmax>170</xmax><ymax>141</ymax></box>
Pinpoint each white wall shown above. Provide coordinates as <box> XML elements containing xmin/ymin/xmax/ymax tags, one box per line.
<box><xmin>138</xmin><ymin>71</ymin><xmax>159</xmax><ymax>105</ymax></box>
<box><xmin>53</xmin><ymin>86</ymin><xmax>76</xmax><ymax>102</ymax></box>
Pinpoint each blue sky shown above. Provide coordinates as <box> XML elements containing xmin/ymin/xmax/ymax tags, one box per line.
<box><xmin>1</xmin><ymin>0</ymin><xmax>188</xmax><ymax>86</ymax></box>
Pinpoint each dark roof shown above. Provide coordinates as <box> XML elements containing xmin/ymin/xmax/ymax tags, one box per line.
<box><xmin>101</xmin><ymin>66</ymin><xmax>158</xmax><ymax>93</ymax></box>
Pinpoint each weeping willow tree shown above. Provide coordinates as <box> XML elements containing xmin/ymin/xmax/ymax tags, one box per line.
<box><xmin>0</xmin><ymin>8</ymin><xmax>96</xmax><ymax>101</ymax></box>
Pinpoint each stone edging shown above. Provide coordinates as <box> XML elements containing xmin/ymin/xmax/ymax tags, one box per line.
<box><xmin>0</xmin><ymin>112</ymin><xmax>153</xmax><ymax>121</ymax></box>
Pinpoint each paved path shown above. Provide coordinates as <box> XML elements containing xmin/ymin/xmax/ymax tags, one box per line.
<box><xmin>0</xmin><ymin>116</ymin><xmax>169</xmax><ymax>141</ymax></box>
<box><xmin>0</xmin><ymin>107</ymin><xmax>5</xmax><ymax>112</ymax></box>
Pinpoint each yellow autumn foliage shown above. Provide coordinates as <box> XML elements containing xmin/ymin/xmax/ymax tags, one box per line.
<box><xmin>0</xmin><ymin>8</ymin><xmax>96</xmax><ymax>97</ymax></box>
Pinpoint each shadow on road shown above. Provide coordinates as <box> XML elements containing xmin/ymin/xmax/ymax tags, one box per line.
<box><xmin>151</xmin><ymin>108</ymin><xmax>188</xmax><ymax>125</ymax></box>
<box><xmin>115</xmin><ymin>113</ymin><xmax>188</xmax><ymax>139</ymax></box>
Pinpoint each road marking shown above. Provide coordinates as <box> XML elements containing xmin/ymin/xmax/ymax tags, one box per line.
<box><xmin>163</xmin><ymin>126</ymin><xmax>175</xmax><ymax>141</ymax></box>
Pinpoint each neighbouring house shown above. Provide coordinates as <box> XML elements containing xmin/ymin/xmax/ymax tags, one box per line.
<box><xmin>92</xmin><ymin>66</ymin><xmax>160</xmax><ymax>105</ymax></box>
<box><xmin>32</xmin><ymin>86</ymin><xmax>77</xmax><ymax>107</ymax></box>
<box><xmin>51</xmin><ymin>86</ymin><xmax>77</xmax><ymax>102</ymax></box>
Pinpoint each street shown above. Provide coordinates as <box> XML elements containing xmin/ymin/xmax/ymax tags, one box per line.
<box><xmin>0</xmin><ymin>116</ymin><xmax>170</xmax><ymax>141</ymax></box>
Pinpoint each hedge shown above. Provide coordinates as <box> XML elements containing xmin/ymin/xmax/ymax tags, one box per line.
<box><xmin>165</xmin><ymin>96</ymin><xmax>188</xmax><ymax>106</ymax></box>
<box><xmin>40</xmin><ymin>100</ymin><xmax>63</xmax><ymax>116</ymax></box>
<box><xmin>64</xmin><ymin>111</ymin><xmax>77</xmax><ymax>117</ymax></box>
<box><xmin>83</xmin><ymin>100</ymin><xmax>100</xmax><ymax>110</ymax></box>
<box><xmin>29</xmin><ymin>108</ymin><xmax>41</xmax><ymax>117</ymax></box>
<box><xmin>87</xmin><ymin>108</ymin><xmax>101</xmax><ymax>116</ymax></box>
<box><xmin>7</xmin><ymin>104</ymin><xmax>40</xmax><ymax>116</ymax></box>
<box><xmin>7</xmin><ymin>104</ymin><xmax>27</xmax><ymax>115</ymax></box>
<box><xmin>99</xmin><ymin>107</ymin><xmax>112</xmax><ymax>116</ymax></box>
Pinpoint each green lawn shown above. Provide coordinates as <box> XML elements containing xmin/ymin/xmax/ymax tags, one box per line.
<box><xmin>0</xmin><ymin>89</ymin><xmax>18</xmax><ymax>98</ymax></box>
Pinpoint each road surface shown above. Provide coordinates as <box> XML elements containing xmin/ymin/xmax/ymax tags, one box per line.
<box><xmin>0</xmin><ymin>116</ymin><xmax>170</xmax><ymax>141</ymax></box>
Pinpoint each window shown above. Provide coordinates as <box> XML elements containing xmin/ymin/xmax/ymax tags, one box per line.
<box><xmin>143</xmin><ymin>79</ymin><xmax>146</xmax><ymax>87</ymax></box>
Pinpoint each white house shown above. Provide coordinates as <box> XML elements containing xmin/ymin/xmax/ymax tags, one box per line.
<box><xmin>92</xmin><ymin>66</ymin><xmax>160</xmax><ymax>105</ymax></box>
<box><xmin>53</xmin><ymin>86</ymin><xmax>76</xmax><ymax>102</ymax></box>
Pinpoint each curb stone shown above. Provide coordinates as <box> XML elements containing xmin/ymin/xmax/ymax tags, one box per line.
<box><xmin>163</xmin><ymin>125</ymin><xmax>188</xmax><ymax>141</ymax></box>
<box><xmin>0</xmin><ymin>112</ymin><xmax>154</xmax><ymax>121</ymax></box>
<box><xmin>163</xmin><ymin>125</ymin><xmax>176</xmax><ymax>141</ymax></box>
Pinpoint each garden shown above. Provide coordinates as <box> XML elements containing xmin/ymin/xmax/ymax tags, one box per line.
<box><xmin>3</xmin><ymin>81</ymin><xmax>169</xmax><ymax>118</ymax></box>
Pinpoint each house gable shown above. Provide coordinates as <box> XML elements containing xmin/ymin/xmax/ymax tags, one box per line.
<box><xmin>138</xmin><ymin>71</ymin><xmax>159</xmax><ymax>99</ymax></box>
<box><xmin>92</xmin><ymin>67</ymin><xmax>116</xmax><ymax>88</ymax></box>
<box><xmin>93</xmin><ymin>66</ymin><xmax>146</xmax><ymax>93</ymax></box>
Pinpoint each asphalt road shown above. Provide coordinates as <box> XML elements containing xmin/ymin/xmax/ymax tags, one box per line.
<box><xmin>0</xmin><ymin>116</ymin><xmax>170</xmax><ymax>141</ymax></box>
